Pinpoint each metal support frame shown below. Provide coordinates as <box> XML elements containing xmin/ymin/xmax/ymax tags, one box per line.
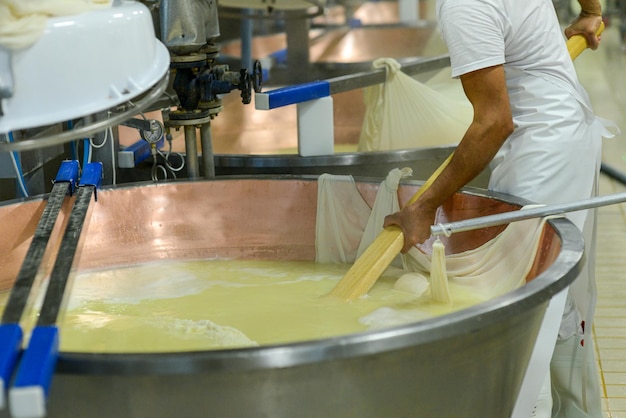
<box><xmin>254</xmin><ymin>54</ymin><xmax>451</xmax><ymax>156</ymax></box>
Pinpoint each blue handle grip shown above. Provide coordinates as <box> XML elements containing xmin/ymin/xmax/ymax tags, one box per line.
<box><xmin>10</xmin><ymin>326</ymin><xmax>58</xmax><ymax>417</ymax></box>
<box><xmin>79</xmin><ymin>162</ymin><xmax>103</xmax><ymax>188</ymax></box>
<box><xmin>255</xmin><ymin>80</ymin><xmax>330</xmax><ymax>110</ymax></box>
<box><xmin>0</xmin><ymin>324</ymin><xmax>22</xmax><ymax>409</ymax></box>
<box><xmin>53</xmin><ymin>160</ymin><xmax>80</xmax><ymax>191</ymax></box>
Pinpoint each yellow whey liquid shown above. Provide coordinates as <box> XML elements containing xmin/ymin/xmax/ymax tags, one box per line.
<box><xmin>0</xmin><ymin>259</ymin><xmax>490</xmax><ymax>353</ymax></box>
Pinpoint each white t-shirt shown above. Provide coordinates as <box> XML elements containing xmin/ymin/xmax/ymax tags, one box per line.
<box><xmin>435</xmin><ymin>0</ymin><xmax>606</xmax><ymax>220</ymax></box>
<box><xmin>436</xmin><ymin>0</ymin><xmax>578</xmax><ymax>89</ymax></box>
<box><xmin>436</xmin><ymin>3</ymin><xmax>614</xmax><ymax>391</ymax></box>
<box><xmin>435</xmin><ymin>0</ymin><xmax>594</xmax><ymax>137</ymax></box>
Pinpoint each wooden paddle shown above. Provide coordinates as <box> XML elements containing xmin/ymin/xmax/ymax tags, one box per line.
<box><xmin>329</xmin><ymin>22</ymin><xmax>605</xmax><ymax>301</ymax></box>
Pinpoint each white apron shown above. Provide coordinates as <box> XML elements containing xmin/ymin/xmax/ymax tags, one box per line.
<box><xmin>489</xmin><ymin>67</ymin><xmax>614</xmax><ymax>325</ymax></box>
<box><xmin>492</xmin><ymin>68</ymin><xmax>616</xmax><ymax>418</ymax></box>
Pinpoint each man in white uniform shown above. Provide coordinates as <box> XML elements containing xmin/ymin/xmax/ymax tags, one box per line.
<box><xmin>384</xmin><ymin>0</ymin><xmax>610</xmax><ymax>416</ymax></box>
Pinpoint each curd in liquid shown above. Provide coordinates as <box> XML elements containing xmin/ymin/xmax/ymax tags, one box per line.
<box><xmin>0</xmin><ymin>259</ymin><xmax>490</xmax><ymax>352</ymax></box>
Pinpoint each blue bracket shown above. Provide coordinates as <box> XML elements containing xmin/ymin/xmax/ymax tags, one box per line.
<box><xmin>0</xmin><ymin>324</ymin><xmax>22</xmax><ymax>409</ymax></box>
<box><xmin>79</xmin><ymin>162</ymin><xmax>103</xmax><ymax>201</ymax></box>
<box><xmin>118</xmin><ymin>137</ymin><xmax>164</xmax><ymax>168</ymax></box>
<box><xmin>53</xmin><ymin>160</ymin><xmax>80</xmax><ymax>195</ymax></box>
<box><xmin>79</xmin><ymin>162</ymin><xmax>103</xmax><ymax>189</ymax></box>
<box><xmin>9</xmin><ymin>326</ymin><xmax>58</xmax><ymax>418</ymax></box>
<box><xmin>269</xmin><ymin>48</ymin><xmax>287</xmax><ymax>66</ymax></box>
<box><xmin>255</xmin><ymin>80</ymin><xmax>330</xmax><ymax>110</ymax></box>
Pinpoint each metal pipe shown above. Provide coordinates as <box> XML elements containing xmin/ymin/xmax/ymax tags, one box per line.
<box><xmin>601</xmin><ymin>162</ymin><xmax>626</xmax><ymax>186</ymax></box>
<box><xmin>255</xmin><ymin>55</ymin><xmax>452</xmax><ymax>110</ymax></box>
<box><xmin>240</xmin><ymin>9</ymin><xmax>254</xmax><ymax>73</ymax></box>
<box><xmin>431</xmin><ymin>191</ymin><xmax>626</xmax><ymax>236</ymax></box>
<box><xmin>200</xmin><ymin>122</ymin><xmax>215</xmax><ymax>179</ymax></box>
<box><xmin>184</xmin><ymin>126</ymin><xmax>199</xmax><ymax>179</ymax></box>
<box><xmin>285</xmin><ymin>10</ymin><xmax>311</xmax><ymax>84</ymax></box>
<box><xmin>328</xmin><ymin>55</ymin><xmax>451</xmax><ymax>95</ymax></box>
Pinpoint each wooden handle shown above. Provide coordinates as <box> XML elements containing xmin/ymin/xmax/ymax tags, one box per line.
<box><xmin>407</xmin><ymin>153</ymin><xmax>454</xmax><ymax>206</ymax></box>
<box><xmin>568</xmin><ymin>21</ymin><xmax>605</xmax><ymax>60</ymax></box>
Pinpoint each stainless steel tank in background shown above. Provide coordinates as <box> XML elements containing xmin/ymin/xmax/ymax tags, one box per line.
<box><xmin>118</xmin><ymin>145</ymin><xmax>492</xmax><ymax>188</ymax></box>
<box><xmin>0</xmin><ymin>177</ymin><xmax>583</xmax><ymax>418</ymax></box>
<box><xmin>214</xmin><ymin>145</ymin><xmax>491</xmax><ymax>187</ymax></box>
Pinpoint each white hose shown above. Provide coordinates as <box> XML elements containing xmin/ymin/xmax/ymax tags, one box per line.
<box><xmin>88</xmin><ymin>126</ymin><xmax>116</xmax><ymax>185</ymax></box>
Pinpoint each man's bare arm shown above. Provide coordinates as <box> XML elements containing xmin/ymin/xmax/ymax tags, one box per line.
<box><xmin>383</xmin><ymin>64</ymin><xmax>513</xmax><ymax>252</ymax></box>
<box><xmin>565</xmin><ymin>0</ymin><xmax>603</xmax><ymax>49</ymax></box>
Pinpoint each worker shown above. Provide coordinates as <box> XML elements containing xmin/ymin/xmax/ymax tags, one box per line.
<box><xmin>383</xmin><ymin>0</ymin><xmax>614</xmax><ymax>417</ymax></box>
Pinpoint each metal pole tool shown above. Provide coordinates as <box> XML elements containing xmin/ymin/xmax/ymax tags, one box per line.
<box><xmin>431</xmin><ymin>191</ymin><xmax>626</xmax><ymax>237</ymax></box>
<box><xmin>8</xmin><ymin>162</ymin><xmax>102</xmax><ymax>418</ymax></box>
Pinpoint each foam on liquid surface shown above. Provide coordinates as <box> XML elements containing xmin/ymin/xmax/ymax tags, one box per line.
<box><xmin>0</xmin><ymin>259</ymin><xmax>489</xmax><ymax>353</ymax></box>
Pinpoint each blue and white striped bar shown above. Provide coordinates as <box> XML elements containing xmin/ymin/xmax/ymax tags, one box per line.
<box><xmin>253</xmin><ymin>54</ymin><xmax>451</xmax><ymax>156</ymax></box>
<box><xmin>255</xmin><ymin>80</ymin><xmax>330</xmax><ymax>110</ymax></box>
<box><xmin>255</xmin><ymin>54</ymin><xmax>450</xmax><ymax>111</ymax></box>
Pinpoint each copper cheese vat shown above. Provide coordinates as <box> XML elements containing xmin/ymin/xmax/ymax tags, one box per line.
<box><xmin>0</xmin><ymin>177</ymin><xmax>583</xmax><ymax>418</ymax></box>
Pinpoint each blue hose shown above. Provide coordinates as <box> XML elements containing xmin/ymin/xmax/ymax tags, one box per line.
<box><xmin>7</xmin><ymin>131</ymin><xmax>28</xmax><ymax>198</ymax></box>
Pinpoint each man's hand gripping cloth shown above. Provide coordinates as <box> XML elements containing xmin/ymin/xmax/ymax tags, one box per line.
<box><xmin>317</xmin><ymin>169</ymin><xmax>555</xmax><ymax>302</ymax></box>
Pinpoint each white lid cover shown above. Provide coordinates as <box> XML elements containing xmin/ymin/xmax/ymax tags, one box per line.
<box><xmin>0</xmin><ymin>0</ymin><xmax>170</xmax><ymax>134</ymax></box>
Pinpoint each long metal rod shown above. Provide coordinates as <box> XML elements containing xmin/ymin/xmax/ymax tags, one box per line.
<box><xmin>184</xmin><ymin>125</ymin><xmax>199</xmax><ymax>179</ymax></box>
<box><xmin>200</xmin><ymin>122</ymin><xmax>215</xmax><ymax>179</ymax></box>
<box><xmin>328</xmin><ymin>54</ymin><xmax>451</xmax><ymax>95</ymax></box>
<box><xmin>601</xmin><ymin>162</ymin><xmax>626</xmax><ymax>186</ymax></box>
<box><xmin>256</xmin><ymin>54</ymin><xmax>452</xmax><ymax>110</ymax></box>
<box><xmin>1</xmin><ymin>182</ymin><xmax>70</xmax><ymax>324</ymax></box>
<box><xmin>431</xmin><ymin>192</ymin><xmax>626</xmax><ymax>237</ymax></box>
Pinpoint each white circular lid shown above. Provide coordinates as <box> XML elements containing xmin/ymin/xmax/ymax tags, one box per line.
<box><xmin>0</xmin><ymin>1</ymin><xmax>170</xmax><ymax>134</ymax></box>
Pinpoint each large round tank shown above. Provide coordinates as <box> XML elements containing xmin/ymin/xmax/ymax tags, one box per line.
<box><xmin>0</xmin><ymin>177</ymin><xmax>583</xmax><ymax>418</ymax></box>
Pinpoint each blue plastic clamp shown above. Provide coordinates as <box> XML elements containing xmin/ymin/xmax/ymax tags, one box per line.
<box><xmin>0</xmin><ymin>324</ymin><xmax>23</xmax><ymax>409</ymax></box>
<box><xmin>268</xmin><ymin>48</ymin><xmax>287</xmax><ymax>66</ymax></box>
<box><xmin>10</xmin><ymin>326</ymin><xmax>58</xmax><ymax>418</ymax></box>
<box><xmin>119</xmin><ymin>137</ymin><xmax>164</xmax><ymax>168</ymax></box>
<box><xmin>53</xmin><ymin>160</ymin><xmax>80</xmax><ymax>193</ymax></box>
<box><xmin>255</xmin><ymin>80</ymin><xmax>331</xmax><ymax>110</ymax></box>
<box><xmin>79</xmin><ymin>162</ymin><xmax>103</xmax><ymax>189</ymax></box>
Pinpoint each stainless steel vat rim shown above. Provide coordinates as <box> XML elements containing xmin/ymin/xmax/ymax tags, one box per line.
<box><xmin>214</xmin><ymin>146</ymin><xmax>458</xmax><ymax>168</ymax></box>
<box><xmin>1</xmin><ymin>177</ymin><xmax>583</xmax><ymax>375</ymax></box>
